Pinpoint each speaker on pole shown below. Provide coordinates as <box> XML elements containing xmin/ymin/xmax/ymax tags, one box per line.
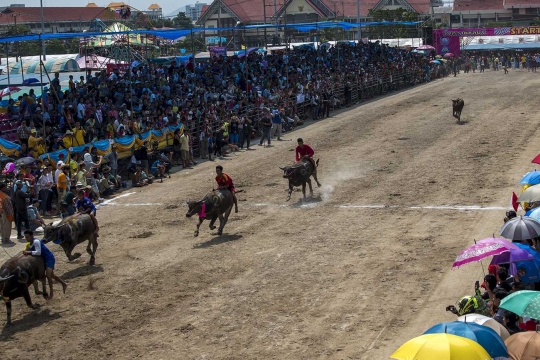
<box><xmin>424</xmin><ymin>26</ymin><xmax>433</xmax><ymax>46</ymax></box>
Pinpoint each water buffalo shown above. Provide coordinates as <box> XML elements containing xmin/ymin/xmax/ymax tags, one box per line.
<box><xmin>280</xmin><ymin>158</ymin><xmax>320</xmax><ymax>201</ymax></box>
<box><xmin>0</xmin><ymin>254</ymin><xmax>47</xmax><ymax>325</ymax></box>
<box><xmin>186</xmin><ymin>189</ymin><xmax>234</xmax><ymax>237</ymax></box>
<box><xmin>452</xmin><ymin>98</ymin><xmax>465</xmax><ymax>122</ymax></box>
<box><xmin>43</xmin><ymin>214</ymin><xmax>98</xmax><ymax>265</ymax></box>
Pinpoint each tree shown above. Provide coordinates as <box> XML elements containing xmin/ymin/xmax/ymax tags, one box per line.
<box><xmin>367</xmin><ymin>9</ymin><xmax>419</xmax><ymax>39</ymax></box>
<box><xmin>46</xmin><ymin>39</ymin><xmax>67</xmax><ymax>55</ymax></box>
<box><xmin>174</xmin><ymin>12</ymin><xmax>193</xmax><ymax>29</ymax></box>
<box><xmin>18</xmin><ymin>41</ymin><xmax>40</xmax><ymax>57</ymax></box>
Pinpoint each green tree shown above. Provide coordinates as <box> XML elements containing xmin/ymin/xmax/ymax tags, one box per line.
<box><xmin>46</xmin><ymin>39</ymin><xmax>67</xmax><ymax>55</ymax></box>
<box><xmin>174</xmin><ymin>12</ymin><xmax>193</xmax><ymax>29</ymax></box>
<box><xmin>367</xmin><ymin>9</ymin><xmax>418</xmax><ymax>39</ymax></box>
<box><xmin>18</xmin><ymin>41</ymin><xmax>40</xmax><ymax>57</ymax></box>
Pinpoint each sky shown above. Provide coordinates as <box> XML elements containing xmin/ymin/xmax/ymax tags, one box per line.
<box><xmin>7</xmin><ymin>0</ymin><xmax>208</xmax><ymax>18</ymax></box>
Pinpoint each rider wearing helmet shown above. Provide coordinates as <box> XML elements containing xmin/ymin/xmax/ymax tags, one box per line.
<box><xmin>446</xmin><ymin>295</ymin><xmax>490</xmax><ymax>317</ymax></box>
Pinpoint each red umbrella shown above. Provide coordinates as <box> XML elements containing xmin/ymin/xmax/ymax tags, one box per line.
<box><xmin>0</xmin><ymin>87</ymin><xmax>21</xmax><ymax>98</ymax></box>
<box><xmin>444</xmin><ymin>53</ymin><xmax>456</xmax><ymax>58</ymax></box>
<box><xmin>532</xmin><ymin>153</ymin><xmax>540</xmax><ymax>165</ymax></box>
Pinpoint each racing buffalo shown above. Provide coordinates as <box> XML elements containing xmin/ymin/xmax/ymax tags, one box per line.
<box><xmin>186</xmin><ymin>189</ymin><xmax>235</xmax><ymax>237</ymax></box>
<box><xmin>452</xmin><ymin>98</ymin><xmax>465</xmax><ymax>122</ymax></box>
<box><xmin>43</xmin><ymin>214</ymin><xmax>99</xmax><ymax>265</ymax></box>
<box><xmin>280</xmin><ymin>158</ymin><xmax>320</xmax><ymax>201</ymax></box>
<box><xmin>0</xmin><ymin>254</ymin><xmax>47</xmax><ymax>325</ymax></box>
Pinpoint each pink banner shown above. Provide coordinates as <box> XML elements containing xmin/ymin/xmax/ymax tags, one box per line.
<box><xmin>433</xmin><ymin>30</ymin><xmax>461</xmax><ymax>57</ymax></box>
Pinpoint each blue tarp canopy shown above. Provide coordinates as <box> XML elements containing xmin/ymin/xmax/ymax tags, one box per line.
<box><xmin>0</xmin><ymin>21</ymin><xmax>421</xmax><ymax>44</ymax></box>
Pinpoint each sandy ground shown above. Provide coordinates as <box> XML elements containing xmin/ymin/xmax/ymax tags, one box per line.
<box><xmin>1</xmin><ymin>69</ymin><xmax>539</xmax><ymax>359</ymax></box>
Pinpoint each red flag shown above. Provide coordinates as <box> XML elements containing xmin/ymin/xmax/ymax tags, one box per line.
<box><xmin>532</xmin><ymin>153</ymin><xmax>540</xmax><ymax>165</ymax></box>
<box><xmin>512</xmin><ymin>192</ymin><xmax>519</xmax><ymax>212</ymax></box>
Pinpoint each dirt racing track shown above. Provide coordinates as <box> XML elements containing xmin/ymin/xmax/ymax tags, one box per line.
<box><xmin>2</xmin><ymin>70</ymin><xmax>539</xmax><ymax>359</ymax></box>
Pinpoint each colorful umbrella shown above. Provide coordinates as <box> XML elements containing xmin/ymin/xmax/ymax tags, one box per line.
<box><xmin>391</xmin><ymin>333</ymin><xmax>491</xmax><ymax>360</ymax></box>
<box><xmin>500</xmin><ymin>216</ymin><xmax>540</xmax><ymax>241</ymax></box>
<box><xmin>423</xmin><ymin>321</ymin><xmax>507</xmax><ymax>358</ymax></box>
<box><xmin>532</xmin><ymin>153</ymin><xmax>540</xmax><ymax>165</ymax></box>
<box><xmin>435</xmin><ymin>55</ymin><xmax>442</xmax><ymax>59</ymax></box>
<box><xmin>527</xmin><ymin>207</ymin><xmax>540</xmax><ymax>223</ymax></box>
<box><xmin>0</xmin><ymin>86</ymin><xmax>22</xmax><ymax>98</ymax></box>
<box><xmin>490</xmin><ymin>242</ymin><xmax>534</xmax><ymax>265</ymax></box>
<box><xmin>492</xmin><ymin>243</ymin><xmax>540</xmax><ymax>283</ymax></box>
<box><xmin>430</xmin><ymin>60</ymin><xmax>442</xmax><ymax>65</ymax></box>
<box><xmin>444</xmin><ymin>52</ymin><xmax>456</xmax><ymax>58</ymax></box>
<box><xmin>520</xmin><ymin>170</ymin><xmax>540</xmax><ymax>185</ymax></box>
<box><xmin>416</xmin><ymin>45</ymin><xmax>435</xmax><ymax>50</ymax></box>
<box><xmin>517</xmin><ymin>184</ymin><xmax>540</xmax><ymax>203</ymax></box>
<box><xmin>499</xmin><ymin>290</ymin><xmax>540</xmax><ymax>320</ymax></box>
<box><xmin>453</xmin><ymin>238</ymin><xmax>519</xmax><ymax>268</ymax></box>
<box><xmin>457</xmin><ymin>314</ymin><xmax>510</xmax><ymax>341</ymax></box>
<box><xmin>505</xmin><ymin>331</ymin><xmax>540</xmax><ymax>360</ymax></box>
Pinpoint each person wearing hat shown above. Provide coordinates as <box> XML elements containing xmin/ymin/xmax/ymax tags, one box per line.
<box><xmin>0</xmin><ymin>183</ymin><xmax>15</xmax><ymax>245</ymax></box>
<box><xmin>63</xmin><ymin>130</ymin><xmax>75</xmax><ymax>149</ymax></box>
<box><xmin>56</xmin><ymin>165</ymin><xmax>70</xmax><ymax>213</ymax></box>
<box><xmin>27</xmin><ymin>199</ymin><xmax>45</xmax><ymax>232</ymax></box>
<box><xmin>28</xmin><ymin>128</ymin><xmax>45</xmax><ymax>156</ymax></box>
<box><xmin>14</xmin><ymin>180</ymin><xmax>31</xmax><ymax>240</ymax></box>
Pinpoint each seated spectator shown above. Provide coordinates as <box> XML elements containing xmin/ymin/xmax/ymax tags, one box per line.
<box><xmin>132</xmin><ymin>166</ymin><xmax>148</xmax><ymax>187</ymax></box>
<box><xmin>150</xmin><ymin>159</ymin><xmax>166</xmax><ymax>181</ymax></box>
<box><xmin>504</xmin><ymin>311</ymin><xmax>522</xmax><ymax>335</ymax></box>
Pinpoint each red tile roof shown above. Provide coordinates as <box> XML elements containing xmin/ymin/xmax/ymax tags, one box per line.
<box><xmin>453</xmin><ymin>0</ymin><xmax>505</xmax><ymax>11</ymax></box>
<box><xmin>320</xmin><ymin>0</ymin><xmax>431</xmax><ymax>17</ymax></box>
<box><xmin>220</xmin><ymin>0</ymin><xmax>272</xmax><ymax>22</ymax></box>
<box><xmin>0</xmin><ymin>7</ymin><xmax>120</xmax><ymax>25</ymax></box>
<box><xmin>504</xmin><ymin>0</ymin><xmax>540</xmax><ymax>8</ymax></box>
<box><xmin>199</xmin><ymin>4</ymin><xmax>210</xmax><ymax>17</ymax></box>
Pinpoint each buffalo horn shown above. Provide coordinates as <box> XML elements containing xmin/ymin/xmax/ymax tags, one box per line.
<box><xmin>0</xmin><ymin>275</ymin><xmax>14</xmax><ymax>283</ymax></box>
<box><xmin>279</xmin><ymin>167</ymin><xmax>285</xmax><ymax>170</ymax></box>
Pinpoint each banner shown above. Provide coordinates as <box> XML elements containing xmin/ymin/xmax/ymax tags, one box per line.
<box><xmin>209</xmin><ymin>46</ymin><xmax>227</xmax><ymax>58</ymax></box>
<box><xmin>106</xmin><ymin>63</ymin><xmax>130</xmax><ymax>75</ymax></box>
<box><xmin>438</xmin><ymin>26</ymin><xmax>540</xmax><ymax>37</ymax></box>
<box><xmin>433</xmin><ymin>30</ymin><xmax>460</xmax><ymax>57</ymax></box>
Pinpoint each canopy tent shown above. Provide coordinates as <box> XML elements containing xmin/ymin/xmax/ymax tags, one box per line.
<box><xmin>8</xmin><ymin>57</ymin><xmax>80</xmax><ymax>75</ymax></box>
<box><xmin>0</xmin><ymin>21</ymin><xmax>421</xmax><ymax>44</ymax></box>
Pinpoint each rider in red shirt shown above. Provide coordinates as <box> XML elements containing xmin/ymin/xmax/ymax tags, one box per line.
<box><xmin>215</xmin><ymin>165</ymin><xmax>238</xmax><ymax>213</ymax></box>
<box><xmin>295</xmin><ymin>138</ymin><xmax>321</xmax><ymax>187</ymax></box>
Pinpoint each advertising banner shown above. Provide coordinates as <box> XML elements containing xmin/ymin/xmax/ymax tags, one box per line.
<box><xmin>209</xmin><ymin>46</ymin><xmax>227</xmax><ymax>58</ymax></box>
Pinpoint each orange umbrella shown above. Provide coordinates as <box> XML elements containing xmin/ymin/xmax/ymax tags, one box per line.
<box><xmin>505</xmin><ymin>331</ymin><xmax>540</xmax><ymax>359</ymax></box>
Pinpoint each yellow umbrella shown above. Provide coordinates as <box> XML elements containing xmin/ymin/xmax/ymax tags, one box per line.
<box><xmin>435</xmin><ymin>55</ymin><xmax>442</xmax><ymax>59</ymax></box>
<box><xmin>391</xmin><ymin>334</ymin><xmax>491</xmax><ymax>360</ymax></box>
<box><xmin>440</xmin><ymin>58</ymin><xmax>448</xmax><ymax>63</ymax></box>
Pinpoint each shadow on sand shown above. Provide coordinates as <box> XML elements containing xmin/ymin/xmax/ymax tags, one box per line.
<box><xmin>1</xmin><ymin>308</ymin><xmax>64</xmax><ymax>339</ymax></box>
<box><xmin>193</xmin><ymin>234</ymin><xmax>243</xmax><ymax>249</ymax></box>
<box><xmin>61</xmin><ymin>265</ymin><xmax>104</xmax><ymax>281</ymax></box>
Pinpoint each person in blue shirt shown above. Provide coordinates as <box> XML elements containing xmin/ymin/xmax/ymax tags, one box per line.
<box><xmin>23</xmin><ymin>230</ymin><xmax>67</xmax><ymax>300</ymax></box>
<box><xmin>75</xmin><ymin>190</ymin><xmax>99</xmax><ymax>236</ymax></box>
<box><xmin>150</xmin><ymin>159</ymin><xmax>166</xmax><ymax>181</ymax></box>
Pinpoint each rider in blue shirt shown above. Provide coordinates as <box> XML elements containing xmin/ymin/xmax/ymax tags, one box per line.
<box><xmin>75</xmin><ymin>190</ymin><xmax>99</xmax><ymax>236</ymax></box>
<box><xmin>23</xmin><ymin>230</ymin><xmax>67</xmax><ymax>300</ymax></box>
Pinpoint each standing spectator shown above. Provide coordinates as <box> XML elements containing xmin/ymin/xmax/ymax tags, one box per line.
<box><xmin>56</xmin><ymin>165</ymin><xmax>70</xmax><ymax>211</ymax></box>
<box><xmin>27</xmin><ymin>199</ymin><xmax>45</xmax><ymax>232</ymax></box>
<box><xmin>14</xmin><ymin>180</ymin><xmax>30</xmax><ymax>240</ymax></box>
<box><xmin>199</xmin><ymin>121</ymin><xmax>210</xmax><ymax>160</ymax></box>
<box><xmin>73</xmin><ymin>121</ymin><xmax>86</xmax><ymax>146</ymax></box>
<box><xmin>0</xmin><ymin>183</ymin><xmax>14</xmax><ymax>245</ymax></box>
<box><xmin>271</xmin><ymin>109</ymin><xmax>283</xmax><ymax>141</ymax></box>
<box><xmin>138</xmin><ymin>141</ymin><xmax>150</xmax><ymax>175</ymax></box>
<box><xmin>38</xmin><ymin>166</ymin><xmax>54</xmax><ymax>215</ymax></box>
<box><xmin>17</xmin><ymin>121</ymin><xmax>31</xmax><ymax>146</ymax></box>
<box><xmin>180</xmin><ymin>131</ymin><xmax>190</xmax><ymax>168</ymax></box>
<box><xmin>106</xmin><ymin>145</ymin><xmax>119</xmax><ymax>178</ymax></box>
<box><xmin>229</xmin><ymin>117</ymin><xmax>239</xmax><ymax>146</ymax></box>
<box><xmin>259</xmin><ymin>108</ymin><xmax>272</xmax><ymax>147</ymax></box>
<box><xmin>240</xmin><ymin>117</ymin><xmax>252</xmax><ymax>150</ymax></box>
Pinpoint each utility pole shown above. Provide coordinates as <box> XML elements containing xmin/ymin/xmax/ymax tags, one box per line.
<box><xmin>274</xmin><ymin>0</ymin><xmax>277</xmax><ymax>37</ymax></box>
<box><xmin>218</xmin><ymin>0</ymin><xmax>222</xmax><ymax>46</ymax></box>
<box><xmin>357</xmin><ymin>0</ymin><xmax>361</xmax><ymax>41</ymax></box>
<box><xmin>40</xmin><ymin>0</ymin><xmax>46</xmax><ymax>61</ymax></box>
<box><xmin>263</xmin><ymin>0</ymin><xmax>267</xmax><ymax>48</ymax></box>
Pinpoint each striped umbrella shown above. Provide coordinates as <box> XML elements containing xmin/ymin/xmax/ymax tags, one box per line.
<box><xmin>500</xmin><ymin>216</ymin><xmax>540</xmax><ymax>241</ymax></box>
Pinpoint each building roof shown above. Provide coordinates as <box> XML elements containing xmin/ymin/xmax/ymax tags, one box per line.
<box><xmin>86</xmin><ymin>2</ymin><xmax>99</xmax><ymax>7</ymax></box>
<box><xmin>0</xmin><ymin>6</ymin><xmax>120</xmax><ymax>25</ymax></box>
<box><xmin>453</xmin><ymin>0</ymin><xmax>505</xmax><ymax>11</ymax></box>
<box><xmin>148</xmin><ymin>3</ymin><xmax>162</xmax><ymax>10</ymax></box>
<box><xmin>504</xmin><ymin>0</ymin><xmax>540</xmax><ymax>8</ymax></box>
<box><xmin>199</xmin><ymin>4</ymin><xmax>210</xmax><ymax>17</ymax></box>
<box><xmin>107</xmin><ymin>2</ymin><xmax>127</xmax><ymax>8</ymax></box>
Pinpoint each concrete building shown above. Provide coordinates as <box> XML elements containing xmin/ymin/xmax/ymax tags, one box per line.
<box><xmin>185</xmin><ymin>2</ymin><xmax>208</xmax><ymax>21</ymax></box>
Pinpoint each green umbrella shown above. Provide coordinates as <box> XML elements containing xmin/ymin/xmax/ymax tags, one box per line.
<box><xmin>499</xmin><ymin>290</ymin><xmax>540</xmax><ymax>319</ymax></box>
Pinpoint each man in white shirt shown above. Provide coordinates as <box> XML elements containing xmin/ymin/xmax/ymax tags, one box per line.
<box><xmin>38</xmin><ymin>166</ymin><xmax>54</xmax><ymax>214</ymax></box>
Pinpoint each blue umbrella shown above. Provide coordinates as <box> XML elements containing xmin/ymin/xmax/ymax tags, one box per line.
<box><xmin>22</xmin><ymin>78</ymin><xmax>39</xmax><ymax>85</ymax></box>
<box><xmin>423</xmin><ymin>321</ymin><xmax>508</xmax><ymax>358</ymax></box>
<box><xmin>510</xmin><ymin>243</ymin><xmax>540</xmax><ymax>283</ymax></box>
<box><xmin>520</xmin><ymin>170</ymin><xmax>540</xmax><ymax>185</ymax></box>
<box><xmin>527</xmin><ymin>207</ymin><xmax>540</xmax><ymax>222</ymax></box>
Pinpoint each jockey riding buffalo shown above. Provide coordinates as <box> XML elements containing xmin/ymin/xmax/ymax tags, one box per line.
<box><xmin>280</xmin><ymin>158</ymin><xmax>320</xmax><ymax>201</ymax></box>
<box><xmin>452</xmin><ymin>98</ymin><xmax>465</xmax><ymax>122</ymax></box>
<box><xmin>186</xmin><ymin>189</ymin><xmax>235</xmax><ymax>237</ymax></box>
<box><xmin>43</xmin><ymin>214</ymin><xmax>99</xmax><ymax>265</ymax></box>
<box><xmin>0</xmin><ymin>253</ymin><xmax>47</xmax><ymax>325</ymax></box>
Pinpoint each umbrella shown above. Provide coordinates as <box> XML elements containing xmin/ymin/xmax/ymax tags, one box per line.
<box><xmin>492</xmin><ymin>243</ymin><xmax>540</xmax><ymax>283</ymax></box>
<box><xmin>452</xmin><ymin>238</ymin><xmax>520</xmax><ymax>268</ymax></box>
<box><xmin>14</xmin><ymin>157</ymin><xmax>37</xmax><ymax>167</ymax></box>
<box><xmin>22</xmin><ymin>78</ymin><xmax>39</xmax><ymax>85</ymax></box>
<box><xmin>444</xmin><ymin>52</ymin><xmax>456</xmax><ymax>58</ymax></box>
<box><xmin>457</xmin><ymin>314</ymin><xmax>511</xmax><ymax>341</ymax></box>
<box><xmin>499</xmin><ymin>290</ymin><xmax>540</xmax><ymax>320</ymax></box>
<box><xmin>435</xmin><ymin>55</ymin><xmax>442</xmax><ymax>59</ymax></box>
<box><xmin>527</xmin><ymin>207</ymin><xmax>540</xmax><ymax>223</ymax></box>
<box><xmin>489</xmin><ymin>243</ymin><xmax>534</xmax><ymax>265</ymax></box>
<box><xmin>520</xmin><ymin>170</ymin><xmax>540</xmax><ymax>185</ymax></box>
<box><xmin>532</xmin><ymin>153</ymin><xmax>540</xmax><ymax>165</ymax></box>
<box><xmin>416</xmin><ymin>45</ymin><xmax>435</xmax><ymax>50</ymax></box>
<box><xmin>505</xmin><ymin>331</ymin><xmax>540</xmax><ymax>359</ymax></box>
<box><xmin>390</xmin><ymin>333</ymin><xmax>491</xmax><ymax>360</ymax></box>
<box><xmin>0</xmin><ymin>86</ymin><xmax>22</xmax><ymax>98</ymax></box>
<box><xmin>440</xmin><ymin>58</ymin><xmax>448</xmax><ymax>63</ymax></box>
<box><xmin>430</xmin><ymin>60</ymin><xmax>442</xmax><ymax>64</ymax></box>
<box><xmin>423</xmin><ymin>321</ymin><xmax>507</xmax><ymax>358</ymax></box>
<box><xmin>500</xmin><ymin>216</ymin><xmax>540</xmax><ymax>241</ymax></box>
<box><xmin>518</xmin><ymin>184</ymin><xmax>540</xmax><ymax>203</ymax></box>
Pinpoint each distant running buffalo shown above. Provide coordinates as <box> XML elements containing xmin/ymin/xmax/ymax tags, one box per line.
<box><xmin>280</xmin><ymin>158</ymin><xmax>319</xmax><ymax>201</ymax></box>
<box><xmin>186</xmin><ymin>189</ymin><xmax>234</xmax><ymax>237</ymax></box>
<box><xmin>452</xmin><ymin>98</ymin><xmax>465</xmax><ymax>122</ymax></box>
